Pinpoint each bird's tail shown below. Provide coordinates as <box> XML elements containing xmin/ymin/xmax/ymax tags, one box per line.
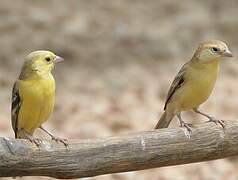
<box><xmin>155</xmin><ymin>111</ymin><xmax>174</xmax><ymax>129</ymax></box>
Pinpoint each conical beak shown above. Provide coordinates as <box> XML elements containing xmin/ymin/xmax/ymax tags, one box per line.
<box><xmin>54</xmin><ymin>56</ymin><xmax>64</xmax><ymax>63</ymax></box>
<box><xmin>222</xmin><ymin>49</ymin><xmax>233</xmax><ymax>57</ymax></box>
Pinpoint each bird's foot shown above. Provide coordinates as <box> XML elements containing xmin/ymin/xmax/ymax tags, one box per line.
<box><xmin>179</xmin><ymin>121</ymin><xmax>193</xmax><ymax>128</ymax></box>
<box><xmin>206</xmin><ymin>117</ymin><xmax>225</xmax><ymax>129</ymax></box>
<box><xmin>51</xmin><ymin>136</ymin><xmax>69</xmax><ymax>149</ymax></box>
<box><xmin>39</xmin><ymin>126</ymin><xmax>69</xmax><ymax>149</ymax></box>
<box><xmin>21</xmin><ymin>131</ymin><xmax>42</xmax><ymax>147</ymax></box>
<box><xmin>28</xmin><ymin>137</ymin><xmax>42</xmax><ymax>147</ymax></box>
<box><xmin>180</xmin><ymin>121</ymin><xmax>193</xmax><ymax>136</ymax></box>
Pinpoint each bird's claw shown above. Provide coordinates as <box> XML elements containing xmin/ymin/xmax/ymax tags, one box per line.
<box><xmin>29</xmin><ymin>138</ymin><xmax>42</xmax><ymax>147</ymax></box>
<box><xmin>181</xmin><ymin>122</ymin><xmax>193</xmax><ymax>128</ymax></box>
<box><xmin>180</xmin><ymin>121</ymin><xmax>193</xmax><ymax>137</ymax></box>
<box><xmin>183</xmin><ymin>123</ymin><xmax>192</xmax><ymax>134</ymax></box>
<box><xmin>207</xmin><ymin>117</ymin><xmax>225</xmax><ymax>129</ymax></box>
<box><xmin>52</xmin><ymin>136</ymin><xmax>69</xmax><ymax>149</ymax></box>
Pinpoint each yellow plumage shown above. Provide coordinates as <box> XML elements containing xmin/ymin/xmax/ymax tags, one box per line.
<box><xmin>171</xmin><ymin>60</ymin><xmax>219</xmax><ymax>111</ymax></box>
<box><xmin>11</xmin><ymin>50</ymin><xmax>67</xmax><ymax>146</ymax></box>
<box><xmin>18</xmin><ymin>74</ymin><xmax>55</xmax><ymax>135</ymax></box>
<box><xmin>155</xmin><ymin>40</ymin><xmax>233</xmax><ymax>131</ymax></box>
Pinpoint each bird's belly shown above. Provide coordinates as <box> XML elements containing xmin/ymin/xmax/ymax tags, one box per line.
<box><xmin>18</xmin><ymin>79</ymin><xmax>55</xmax><ymax>135</ymax></box>
<box><xmin>174</xmin><ymin>77</ymin><xmax>216</xmax><ymax>111</ymax></box>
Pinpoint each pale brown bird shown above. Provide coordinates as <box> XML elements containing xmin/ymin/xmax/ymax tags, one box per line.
<box><xmin>155</xmin><ymin>40</ymin><xmax>233</xmax><ymax>132</ymax></box>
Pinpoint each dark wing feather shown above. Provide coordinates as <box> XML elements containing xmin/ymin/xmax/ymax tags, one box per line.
<box><xmin>11</xmin><ymin>81</ymin><xmax>21</xmax><ymax>138</ymax></box>
<box><xmin>164</xmin><ymin>63</ymin><xmax>189</xmax><ymax>110</ymax></box>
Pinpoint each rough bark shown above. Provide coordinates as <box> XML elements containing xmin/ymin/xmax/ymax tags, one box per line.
<box><xmin>0</xmin><ymin>120</ymin><xmax>237</xmax><ymax>179</ymax></box>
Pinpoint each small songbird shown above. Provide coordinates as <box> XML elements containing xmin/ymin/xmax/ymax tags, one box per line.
<box><xmin>155</xmin><ymin>40</ymin><xmax>233</xmax><ymax>132</ymax></box>
<box><xmin>11</xmin><ymin>50</ymin><xmax>67</xmax><ymax>146</ymax></box>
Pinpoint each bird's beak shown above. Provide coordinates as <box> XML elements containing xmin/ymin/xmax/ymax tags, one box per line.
<box><xmin>222</xmin><ymin>50</ymin><xmax>233</xmax><ymax>57</ymax></box>
<box><xmin>54</xmin><ymin>56</ymin><xmax>64</xmax><ymax>63</ymax></box>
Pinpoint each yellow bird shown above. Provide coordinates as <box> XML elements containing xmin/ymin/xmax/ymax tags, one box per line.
<box><xmin>155</xmin><ymin>40</ymin><xmax>233</xmax><ymax>132</ymax></box>
<box><xmin>11</xmin><ymin>50</ymin><xmax>67</xmax><ymax>146</ymax></box>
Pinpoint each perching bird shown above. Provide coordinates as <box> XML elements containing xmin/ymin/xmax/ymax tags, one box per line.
<box><xmin>11</xmin><ymin>50</ymin><xmax>67</xmax><ymax>146</ymax></box>
<box><xmin>155</xmin><ymin>40</ymin><xmax>233</xmax><ymax>132</ymax></box>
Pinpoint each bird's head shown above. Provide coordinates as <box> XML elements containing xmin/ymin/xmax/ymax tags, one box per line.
<box><xmin>193</xmin><ymin>40</ymin><xmax>233</xmax><ymax>63</ymax></box>
<box><xmin>24</xmin><ymin>50</ymin><xmax>64</xmax><ymax>74</ymax></box>
<box><xmin>19</xmin><ymin>50</ymin><xmax>64</xmax><ymax>79</ymax></box>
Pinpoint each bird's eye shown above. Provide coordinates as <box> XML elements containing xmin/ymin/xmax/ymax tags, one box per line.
<box><xmin>45</xmin><ymin>57</ymin><xmax>51</xmax><ymax>62</ymax></box>
<box><xmin>211</xmin><ymin>47</ymin><xmax>220</xmax><ymax>53</ymax></box>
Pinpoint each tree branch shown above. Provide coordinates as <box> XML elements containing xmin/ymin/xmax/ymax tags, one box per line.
<box><xmin>0</xmin><ymin>120</ymin><xmax>238</xmax><ymax>179</ymax></box>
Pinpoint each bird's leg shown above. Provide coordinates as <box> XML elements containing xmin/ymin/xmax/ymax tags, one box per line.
<box><xmin>193</xmin><ymin>108</ymin><xmax>225</xmax><ymax>128</ymax></box>
<box><xmin>39</xmin><ymin>126</ymin><xmax>68</xmax><ymax>148</ymax></box>
<box><xmin>176</xmin><ymin>113</ymin><xmax>192</xmax><ymax>134</ymax></box>
<box><xmin>20</xmin><ymin>129</ymin><xmax>42</xmax><ymax>147</ymax></box>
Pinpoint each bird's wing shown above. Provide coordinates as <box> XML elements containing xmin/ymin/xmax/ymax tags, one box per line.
<box><xmin>164</xmin><ymin>62</ymin><xmax>189</xmax><ymax>110</ymax></box>
<box><xmin>11</xmin><ymin>81</ymin><xmax>21</xmax><ymax>138</ymax></box>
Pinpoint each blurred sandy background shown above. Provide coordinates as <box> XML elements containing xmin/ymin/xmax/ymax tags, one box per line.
<box><xmin>0</xmin><ymin>0</ymin><xmax>238</xmax><ymax>179</ymax></box>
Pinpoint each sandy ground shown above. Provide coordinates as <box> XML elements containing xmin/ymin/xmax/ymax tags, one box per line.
<box><xmin>1</xmin><ymin>0</ymin><xmax>238</xmax><ymax>179</ymax></box>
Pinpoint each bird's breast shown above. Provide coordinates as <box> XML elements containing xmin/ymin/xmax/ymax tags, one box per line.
<box><xmin>18</xmin><ymin>74</ymin><xmax>55</xmax><ymax>134</ymax></box>
<box><xmin>175</xmin><ymin>62</ymin><xmax>219</xmax><ymax>111</ymax></box>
